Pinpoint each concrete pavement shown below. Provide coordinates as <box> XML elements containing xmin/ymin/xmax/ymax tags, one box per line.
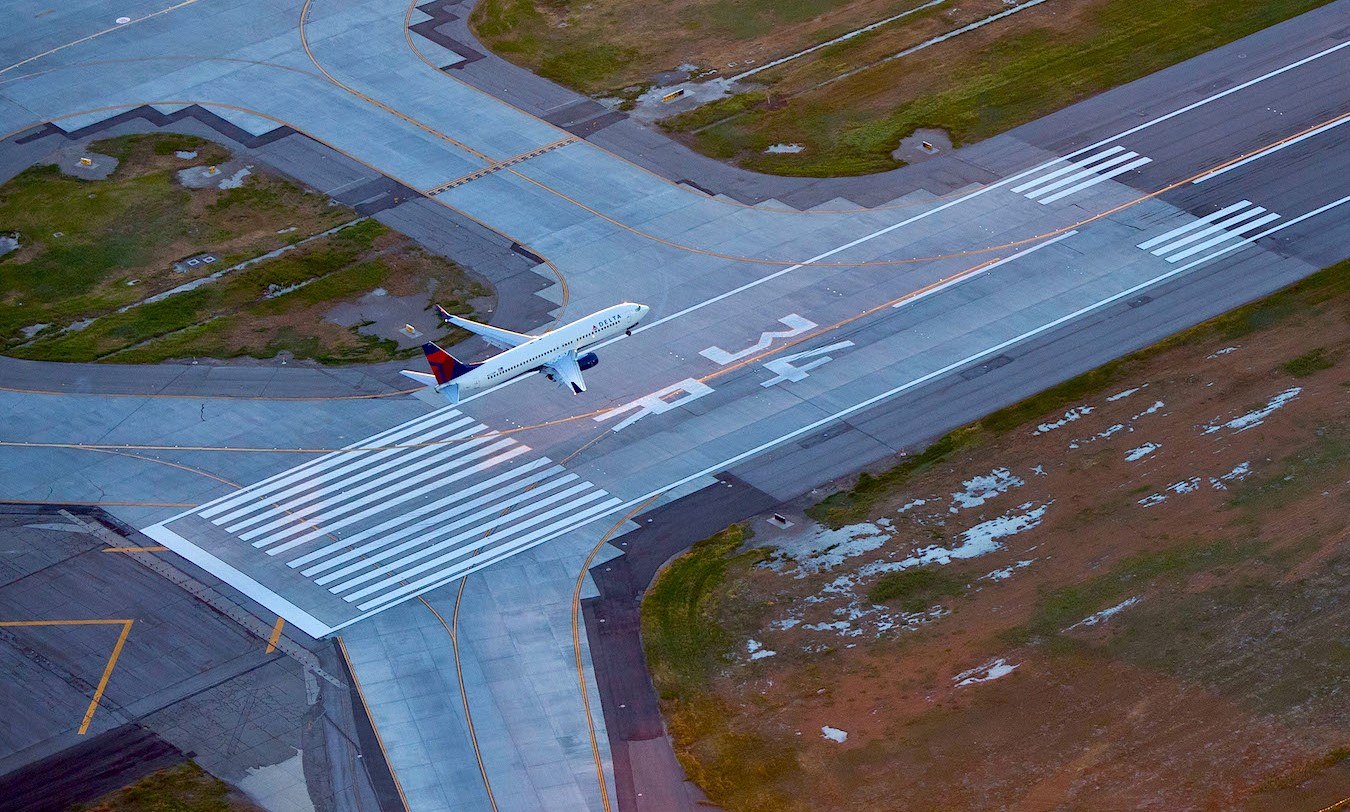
<box><xmin>2</xmin><ymin>1</ymin><xmax>1348</xmax><ymax>809</ymax></box>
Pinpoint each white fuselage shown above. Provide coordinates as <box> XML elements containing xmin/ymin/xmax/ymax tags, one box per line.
<box><xmin>451</xmin><ymin>303</ymin><xmax>648</xmax><ymax>396</ymax></box>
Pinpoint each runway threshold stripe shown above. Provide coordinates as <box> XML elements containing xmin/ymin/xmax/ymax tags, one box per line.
<box><xmin>200</xmin><ymin>409</ymin><xmax>470</xmax><ymax>518</ymax></box>
<box><xmin>313</xmin><ymin>473</ymin><xmax>584</xmax><ymax>584</ymax></box>
<box><xmin>290</xmin><ymin>459</ymin><xmax>559</xmax><ymax>571</ymax></box>
<box><xmin>259</xmin><ymin>444</ymin><xmax>533</xmax><ymax>555</ymax></box>
<box><xmin>328</xmin><ymin>481</ymin><xmax>601</xmax><ymax>594</ymax></box>
<box><xmin>219</xmin><ymin>420</ymin><xmax>485</xmax><ymax>530</ymax></box>
<box><xmin>232</xmin><ymin>432</ymin><xmax>502</xmax><ymax>538</ymax></box>
<box><xmin>338</xmin><ymin>488</ymin><xmax>611</xmax><ymax>600</ymax></box>
<box><xmin>353</xmin><ymin>496</ymin><xmax>624</xmax><ymax>611</ymax></box>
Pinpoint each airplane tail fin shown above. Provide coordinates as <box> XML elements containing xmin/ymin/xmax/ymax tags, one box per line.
<box><xmin>421</xmin><ymin>342</ymin><xmax>479</xmax><ymax>385</ymax></box>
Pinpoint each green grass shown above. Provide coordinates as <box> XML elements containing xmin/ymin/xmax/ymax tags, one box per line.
<box><xmin>538</xmin><ymin>45</ymin><xmax>637</xmax><ymax>92</ymax></box>
<box><xmin>681</xmin><ymin>0</ymin><xmax>1337</xmax><ymax>175</ymax></box>
<box><xmin>10</xmin><ymin>220</ymin><xmax>402</xmax><ymax>363</ymax></box>
<box><xmin>806</xmin><ymin>260</ymin><xmax>1350</xmax><ymax>528</ymax></box>
<box><xmin>640</xmin><ymin>524</ymin><xmax>805</xmax><ymax>812</ymax></box>
<box><xmin>866</xmin><ymin>566</ymin><xmax>965</xmax><ymax>612</ymax></box>
<box><xmin>1281</xmin><ymin>347</ymin><xmax>1337</xmax><ymax>377</ymax></box>
<box><xmin>0</xmin><ymin>133</ymin><xmax>351</xmax><ymax>351</ymax></box>
<box><xmin>1008</xmin><ymin>539</ymin><xmax>1262</xmax><ymax>648</ymax></box>
<box><xmin>71</xmin><ymin>761</ymin><xmax>254</xmax><ymax>812</ymax></box>
<box><xmin>1229</xmin><ymin>422</ymin><xmax>1349</xmax><ymax>513</ymax></box>
<box><xmin>643</xmin><ymin>524</ymin><xmax>764</xmax><ymax>698</ymax></box>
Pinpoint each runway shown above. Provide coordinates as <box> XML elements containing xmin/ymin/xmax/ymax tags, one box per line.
<box><xmin>2</xmin><ymin>0</ymin><xmax>1348</xmax><ymax>808</ymax></box>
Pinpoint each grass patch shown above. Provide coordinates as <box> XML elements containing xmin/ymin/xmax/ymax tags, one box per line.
<box><xmin>641</xmin><ymin>524</ymin><xmax>804</xmax><ymax>811</ymax></box>
<box><xmin>866</xmin><ymin>566</ymin><xmax>965</xmax><ymax>612</ymax></box>
<box><xmin>538</xmin><ymin>45</ymin><xmax>637</xmax><ymax>93</ymax></box>
<box><xmin>0</xmin><ymin>133</ymin><xmax>350</xmax><ymax>350</ymax></box>
<box><xmin>806</xmin><ymin>260</ymin><xmax>1349</xmax><ymax>528</ymax></box>
<box><xmin>1281</xmin><ymin>347</ymin><xmax>1337</xmax><ymax>377</ymax></box>
<box><xmin>71</xmin><ymin>761</ymin><xmax>257</xmax><ymax>812</ymax></box>
<box><xmin>643</xmin><ymin>524</ymin><xmax>765</xmax><ymax>699</ymax></box>
<box><xmin>1008</xmin><ymin>539</ymin><xmax>1261</xmax><ymax>648</ymax></box>
<box><xmin>688</xmin><ymin>0</ymin><xmax>1336</xmax><ymax>175</ymax></box>
<box><xmin>2</xmin><ymin>135</ymin><xmax>484</xmax><ymax>365</ymax></box>
<box><xmin>660</xmin><ymin>92</ymin><xmax>768</xmax><ymax>134</ymax></box>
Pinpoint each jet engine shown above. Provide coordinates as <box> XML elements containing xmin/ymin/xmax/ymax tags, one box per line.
<box><xmin>578</xmin><ymin>352</ymin><xmax>600</xmax><ymax>371</ymax></box>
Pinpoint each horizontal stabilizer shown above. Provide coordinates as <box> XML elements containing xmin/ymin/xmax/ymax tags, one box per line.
<box><xmin>400</xmin><ymin>370</ymin><xmax>437</xmax><ymax>386</ymax></box>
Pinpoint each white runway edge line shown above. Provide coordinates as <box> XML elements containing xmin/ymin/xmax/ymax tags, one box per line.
<box><xmin>322</xmin><ymin>193</ymin><xmax>1350</xmax><ymax>632</ymax></box>
<box><xmin>1194</xmin><ymin>112</ymin><xmax>1350</xmax><ymax>183</ymax></box>
<box><xmin>449</xmin><ymin>38</ymin><xmax>1350</xmax><ymax>411</ymax></box>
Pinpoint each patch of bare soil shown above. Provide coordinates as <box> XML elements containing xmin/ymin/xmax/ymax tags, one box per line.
<box><xmin>672</xmin><ymin>276</ymin><xmax>1348</xmax><ymax>809</ymax></box>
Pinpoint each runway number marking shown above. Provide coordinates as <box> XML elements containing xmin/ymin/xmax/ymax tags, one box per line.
<box><xmin>699</xmin><ymin>314</ymin><xmax>817</xmax><ymax>365</ymax></box>
<box><xmin>594</xmin><ymin>379</ymin><xmax>714</xmax><ymax>432</ymax></box>
<box><xmin>761</xmin><ymin>341</ymin><xmax>856</xmax><ymax>387</ymax></box>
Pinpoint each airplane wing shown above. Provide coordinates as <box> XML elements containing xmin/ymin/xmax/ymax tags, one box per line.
<box><xmin>542</xmin><ymin>350</ymin><xmax>587</xmax><ymax>395</ymax></box>
<box><xmin>435</xmin><ymin>305</ymin><xmax>532</xmax><ymax>351</ymax></box>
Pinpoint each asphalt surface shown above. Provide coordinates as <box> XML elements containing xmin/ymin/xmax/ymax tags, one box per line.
<box><xmin>2</xmin><ymin>1</ymin><xmax>1349</xmax><ymax>809</ymax></box>
<box><xmin>0</xmin><ymin>724</ymin><xmax>185</xmax><ymax>812</ymax></box>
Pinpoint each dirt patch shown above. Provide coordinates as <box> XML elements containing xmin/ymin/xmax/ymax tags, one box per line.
<box><xmin>643</xmin><ymin>265</ymin><xmax>1349</xmax><ymax>810</ymax></box>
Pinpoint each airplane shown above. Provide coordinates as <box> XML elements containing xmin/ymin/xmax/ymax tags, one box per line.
<box><xmin>400</xmin><ymin>302</ymin><xmax>651</xmax><ymax>404</ymax></box>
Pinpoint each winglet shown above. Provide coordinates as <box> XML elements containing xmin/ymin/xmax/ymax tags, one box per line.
<box><xmin>433</xmin><ymin>304</ymin><xmax>453</xmax><ymax>323</ymax></box>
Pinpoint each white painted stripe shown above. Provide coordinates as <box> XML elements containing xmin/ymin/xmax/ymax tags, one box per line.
<box><xmin>290</xmin><ymin>458</ymin><xmax>558</xmax><ymax>570</ymax></box>
<box><xmin>238</xmin><ymin>436</ymin><xmax>513</xmax><ymax>541</ymax></box>
<box><xmin>1195</xmin><ymin>114</ymin><xmax>1350</xmax><ymax>183</ymax></box>
<box><xmin>1149</xmin><ymin>205</ymin><xmax>1268</xmax><ymax>256</ymax></box>
<box><xmin>336</xmin><ymin>486</ymin><xmax>609</xmax><ymax>599</ymax></box>
<box><xmin>255</xmin><ymin>443</ymin><xmax>529</xmax><ymax>556</ymax></box>
<box><xmin>213</xmin><ymin>415</ymin><xmax>481</xmax><ymax>527</ymax></box>
<box><xmin>200</xmin><ymin>409</ymin><xmax>471</xmax><ymax>518</ymax></box>
<box><xmin>1019</xmin><ymin>150</ymin><xmax>1140</xmax><ymax>198</ymax></box>
<box><xmin>375</xmin><ymin>497</ymin><xmax>631</xmax><ymax>607</ymax></box>
<box><xmin>226</xmin><ymin>425</ymin><xmax>493</xmax><ymax>534</ymax></box>
<box><xmin>1137</xmin><ymin>201</ymin><xmax>1253</xmax><ymax>249</ymax></box>
<box><xmin>353</xmin><ymin>497</ymin><xmax>623</xmax><ymax>611</ymax></box>
<box><xmin>220</xmin><ymin>419</ymin><xmax>484</xmax><ymax>530</ymax></box>
<box><xmin>302</xmin><ymin>469</ymin><xmax>572</xmax><ymax>577</ymax></box>
<box><xmin>258</xmin><ymin>444</ymin><xmax>532</xmax><ymax>554</ymax></box>
<box><xmin>198</xmin><ymin>406</ymin><xmax>468</xmax><ymax>518</ymax></box>
<box><xmin>1036</xmin><ymin>156</ymin><xmax>1152</xmax><ymax>204</ymax></box>
<box><xmin>1009</xmin><ymin>146</ymin><xmax>1124</xmax><ymax>193</ymax></box>
<box><xmin>893</xmin><ymin>230</ymin><xmax>1078</xmax><ymax>307</ymax></box>
<box><xmin>1164</xmin><ymin>212</ymin><xmax>1281</xmax><ymax>262</ymax></box>
<box><xmin>320</xmin><ymin>477</ymin><xmax>592</xmax><ymax>588</ymax></box>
